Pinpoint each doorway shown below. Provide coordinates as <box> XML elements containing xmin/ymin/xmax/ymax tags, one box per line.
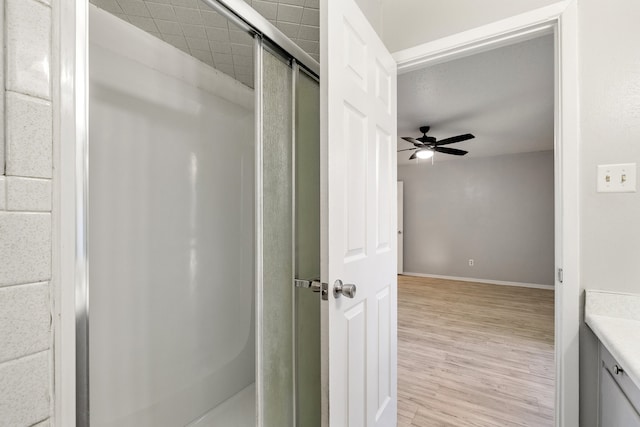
<box><xmin>395</xmin><ymin>34</ymin><xmax>556</xmax><ymax>425</ymax></box>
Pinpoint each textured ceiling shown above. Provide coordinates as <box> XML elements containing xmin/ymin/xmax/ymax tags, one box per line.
<box><xmin>397</xmin><ymin>34</ymin><xmax>554</xmax><ymax>165</ymax></box>
<box><xmin>89</xmin><ymin>0</ymin><xmax>319</xmax><ymax>88</ymax></box>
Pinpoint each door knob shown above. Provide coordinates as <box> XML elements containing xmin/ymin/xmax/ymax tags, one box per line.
<box><xmin>333</xmin><ymin>279</ymin><xmax>356</xmax><ymax>299</ymax></box>
<box><xmin>398</xmin><ymin>230</ymin><xmax>402</xmax><ymax>234</ymax></box>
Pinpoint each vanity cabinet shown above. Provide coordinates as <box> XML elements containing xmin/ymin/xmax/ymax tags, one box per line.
<box><xmin>599</xmin><ymin>344</ymin><xmax>640</xmax><ymax>427</ymax></box>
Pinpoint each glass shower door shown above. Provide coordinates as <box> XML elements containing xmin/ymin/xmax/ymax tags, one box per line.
<box><xmin>258</xmin><ymin>47</ymin><xmax>294</xmax><ymax>426</ymax></box>
<box><xmin>294</xmin><ymin>66</ymin><xmax>321</xmax><ymax>427</ymax></box>
<box><xmin>85</xmin><ymin>0</ymin><xmax>321</xmax><ymax>425</ymax></box>
<box><xmin>257</xmin><ymin>43</ymin><xmax>321</xmax><ymax>427</ymax></box>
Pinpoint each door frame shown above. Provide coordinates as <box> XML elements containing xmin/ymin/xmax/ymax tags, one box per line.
<box><xmin>391</xmin><ymin>2</ymin><xmax>579</xmax><ymax>426</ymax></box>
<box><xmin>397</xmin><ymin>181</ymin><xmax>403</xmax><ymax>275</ymax></box>
<box><xmin>53</xmin><ymin>0</ymin><xmax>88</xmax><ymax>424</ymax></box>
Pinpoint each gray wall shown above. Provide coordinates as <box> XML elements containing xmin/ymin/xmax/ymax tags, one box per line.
<box><xmin>398</xmin><ymin>150</ymin><xmax>554</xmax><ymax>286</ymax></box>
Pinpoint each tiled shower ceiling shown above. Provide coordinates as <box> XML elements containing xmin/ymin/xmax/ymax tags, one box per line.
<box><xmin>90</xmin><ymin>0</ymin><xmax>320</xmax><ymax>88</ymax></box>
<box><xmin>246</xmin><ymin>0</ymin><xmax>319</xmax><ymax>62</ymax></box>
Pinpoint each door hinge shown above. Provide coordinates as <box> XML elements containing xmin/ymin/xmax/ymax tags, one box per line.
<box><xmin>558</xmin><ymin>268</ymin><xmax>564</xmax><ymax>284</ymax></box>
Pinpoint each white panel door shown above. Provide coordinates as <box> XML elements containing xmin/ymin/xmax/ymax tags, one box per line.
<box><xmin>321</xmin><ymin>0</ymin><xmax>397</xmax><ymax>425</ymax></box>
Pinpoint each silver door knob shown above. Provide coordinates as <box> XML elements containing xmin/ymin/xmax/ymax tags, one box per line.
<box><xmin>333</xmin><ymin>279</ymin><xmax>356</xmax><ymax>299</ymax></box>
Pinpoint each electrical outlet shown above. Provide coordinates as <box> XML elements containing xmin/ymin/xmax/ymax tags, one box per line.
<box><xmin>597</xmin><ymin>163</ymin><xmax>637</xmax><ymax>193</ymax></box>
<box><xmin>468</xmin><ymin>259</ymin><xmax>474</xmax><ymax>267</ymax></box>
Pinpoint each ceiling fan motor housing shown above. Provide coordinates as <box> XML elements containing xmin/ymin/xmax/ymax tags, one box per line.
<box><xmin>418</xmin><ymin>136</ymin><xmax>437</xmax><ymax>144</ymax></box>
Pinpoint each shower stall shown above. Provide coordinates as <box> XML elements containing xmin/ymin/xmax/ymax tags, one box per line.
<box><xmin>84</xmin><ymin>0</ymin><xmax>320</xmax><ymax>425</ymax></box>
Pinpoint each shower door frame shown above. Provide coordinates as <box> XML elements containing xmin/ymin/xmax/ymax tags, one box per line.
<box><xmin>56</xmin><ymin>0</ymin><xmax>319</xmax><ymax>425</ymax></box>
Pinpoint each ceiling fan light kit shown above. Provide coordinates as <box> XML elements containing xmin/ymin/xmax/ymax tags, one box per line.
<box><xmin>399</xmin><ymin>125</ymin><xmax>475</xmax><ymax>162</ymax></box>
<box><xmin>415</xmin><ymin>150</ymin><xmax>433</xmax><ymax>160</ymax></box>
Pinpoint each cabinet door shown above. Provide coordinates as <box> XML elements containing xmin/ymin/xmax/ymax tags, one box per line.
<box><xmin>601</xmin><ymin>368</ymin><xmax>640</xmax><ymax>427</ymax></box>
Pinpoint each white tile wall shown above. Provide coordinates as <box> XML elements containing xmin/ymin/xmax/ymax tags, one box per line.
<box><xmin>0</xmin><ymin>112</ymin><xmax>3</xmax><ymax>177</ymax></box>
<box><xmin>1</xmin><ymin>0</ymin><xmax>8</xmax><ymax>176</ymax></box>
<box><xmin>0</xmin><ymin>0</ymin><xmax>53</xmax><ymax>423</ymax></box>
<box><xmin>0</xmin><ymin>213</ymin><xmax>52</xmax><ymax>287</ymax></box>
<box><xmin>120</xmin><ymin>0</ymin><xmax>151</xmax><ymax>17</ymax></box>
<box><xmin>128</xmin><ymin>15</ymin><xmax>159</xmax><ymax>32</ymax></box>
<box><xmin>253</xmin><ymin>0</ymin><xmax>277</xmax><ymax>19</ymax></box>
<box><xmin>0</xmin><ymin>282</ymin><xmax>51</xmax><ymax>363</ymax></box>
<box><xmin>277</xmin><ymin>3</ymin><xmax>304</xmax><ymax>23</ymax></box>
<box><xmin>0</xmin><ymin>178</ymin><xmax>5</xmax><ymax>210</ymax></box>
<box><xmin>5</xmin><ymin>0</ymin><xmax>52</xmax><ymax>99</ymax></box>
<box><xmin>155</xmin><ymin>19</ymin><xmax>182</xmax><ymax>34</ymax></box>
<box><xmin>6</xmin><ymin>177</ymin><xmax>52</xmax><ymax>212</ymax></box>
<box><xmin>5</xmin><ymin>92</ymin><xmax>53</xmax><ymax>179</ymax></box>
<box><xmin>0</xmin><ymin>351</ymin><xmax>50</xmax><ymax>426</ymax></box>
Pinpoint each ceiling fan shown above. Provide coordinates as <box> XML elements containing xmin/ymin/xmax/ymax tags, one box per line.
<box><xmin>399</xmin><ymin>126</ymin><xmax>475</xmax><ymax>160</ymax></box>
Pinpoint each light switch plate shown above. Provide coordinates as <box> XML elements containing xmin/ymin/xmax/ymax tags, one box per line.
<box><xmin>597</xmin><ymin>163</ymin><xmax>637</xmax><ymax>193</ymax></box>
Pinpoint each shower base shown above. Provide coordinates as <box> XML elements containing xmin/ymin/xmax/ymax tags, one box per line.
<box><xmin>188</xmin><ymin>383</ymin><xmax>256</xmax><ymax>427</ymax></box>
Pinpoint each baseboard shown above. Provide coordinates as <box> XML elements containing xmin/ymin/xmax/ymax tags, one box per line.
<box><xmin>400</xmin><ymin>272</ymin><xmax>554</xmax><ymax>290</ymax></box>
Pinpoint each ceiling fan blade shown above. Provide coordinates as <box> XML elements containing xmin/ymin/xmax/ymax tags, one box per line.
<box><xmin>435</xmin><ymin>146</ymin><xmax>468</xmax><ymax>156</ymax></box>
<box><xmin>397</xmin><ymin>148</ymin><xmax>418</xmax><ymax>152</ymax></box>
<box><xmin>409</xmin><ymin>152</ymin><xmax>418</xmax><ymax>160</ymax></box>
<box><xmin>435</xmin><ymin>133</ymin><xmax>475</xmax><ymax>146</ymax></box>
<box><xmin>401</xmin><ymin>137</ymin><xmax>424</xmax><ymax>146</ymax></box>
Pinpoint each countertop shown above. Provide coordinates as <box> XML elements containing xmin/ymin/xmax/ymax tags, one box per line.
<box><xmin>585</xmin><ymin>290</ymin><xmax>640</xmax><ymax>389</ymax></box>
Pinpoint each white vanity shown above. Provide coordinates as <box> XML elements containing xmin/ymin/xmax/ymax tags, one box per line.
<box><xmin>585</xmin><ymin>291</ymin><xmax>640</xmax><ymax>427</ymax></box>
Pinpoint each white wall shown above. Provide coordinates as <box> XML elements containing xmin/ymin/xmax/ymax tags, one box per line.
<box><xmin>380</xmin><ymin>0</ymin><xmax>561</xmax><ymax>52</ymax></box>
<box><xmin>88</xmin><ymin>7</ymin><xmax>255</xmax><ymax>427</ymax></box>
<box><xmin>0</xmin><ymin>0</ymin><xmax>53</xmax><ymax>425</ymax></box>
<box><xmin>578</xmin><ymin>1</ymin><xmax>640</xmax><ymax>425</ymax></box>
<box><xmin>399</xmin><ymin>151</ymin><xmax>555</xmax><ymax>286</ymax></box>
<box><xmin>354</xmin><ymin>0</ymin><xmax>383</xmax><ymax>35</ymax></box>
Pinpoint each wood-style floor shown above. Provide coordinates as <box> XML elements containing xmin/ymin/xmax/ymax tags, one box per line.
<box><xmin>397</xmin><ymin>275</ymin><xmax>555</xmax><ymax>427</ymax></box>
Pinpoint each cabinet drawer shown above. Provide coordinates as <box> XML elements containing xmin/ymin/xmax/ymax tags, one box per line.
<box><xmin>601</xmin><ymin>343</ymin><xmax>640</xmax><ymax>412</ymax></box>
<box><xmin>601</xmin><ymin>368</ymin><xmax>640</xmax><ymax>427</ymax></box>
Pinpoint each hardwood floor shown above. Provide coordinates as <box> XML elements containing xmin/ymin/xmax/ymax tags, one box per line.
<box><xmin>397</xmin><ymin>275</ymin><xmax>555</xmax><ymax>427</ymax></box>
